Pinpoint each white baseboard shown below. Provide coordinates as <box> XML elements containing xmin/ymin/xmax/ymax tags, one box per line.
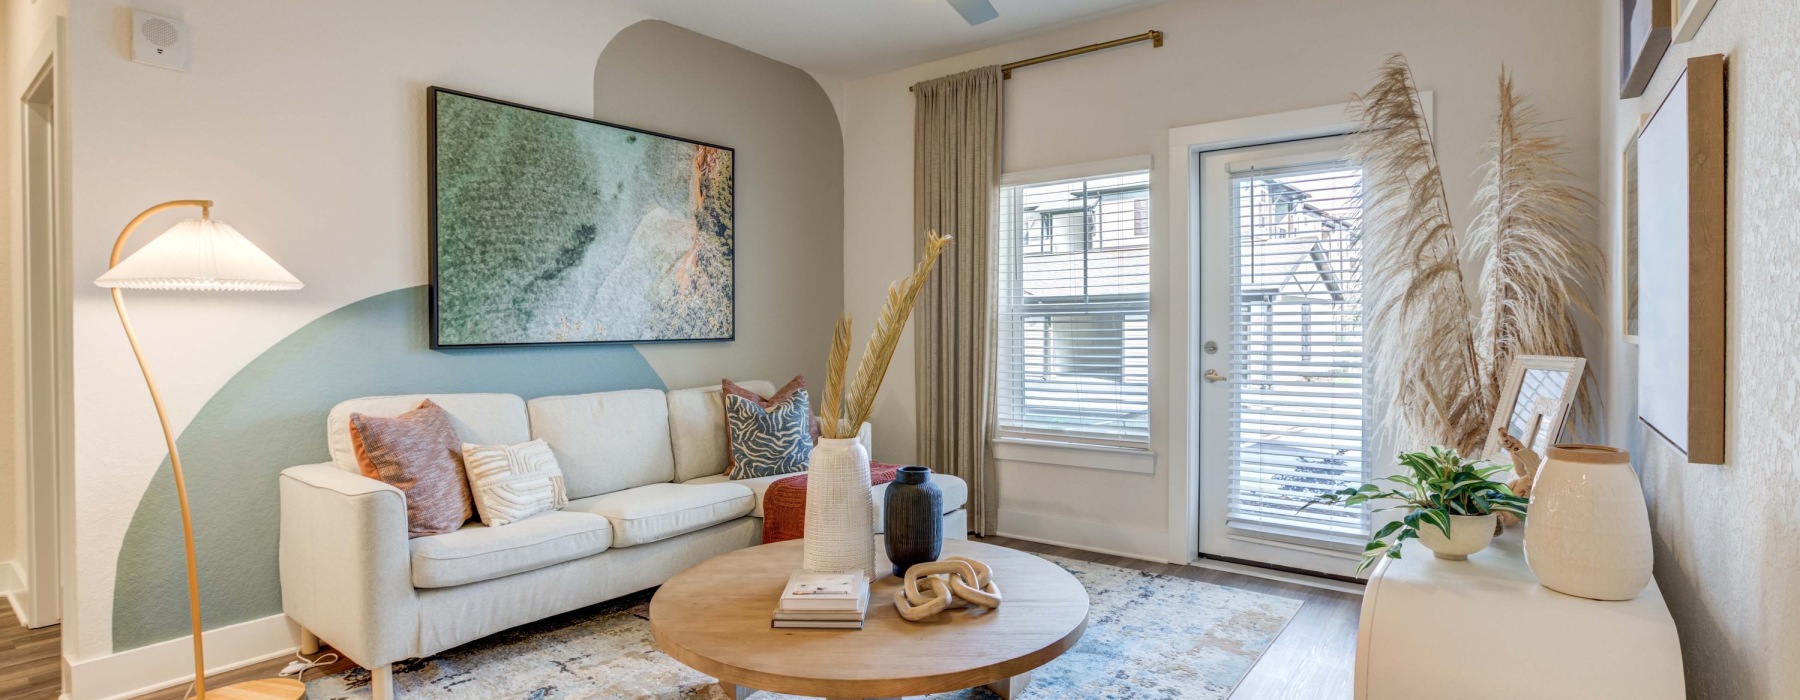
<box><xmin>995</xmin><ymin>509</ymin><xmax>1171</xmax><ymax>564</ymax></box>
<box><xmin>67</xmin><ymin>613</ymin><xmax>301</xmax><ymax>700</ymax></box>
<box><xmin>1</xmin><ymin>561</ymin><xmax>27</xmax><ymax>628</ymax></box>
<box><xmin>0</xmin><ymin>559</ymin><xmax>20</xmax><ymax>594</ymax></box>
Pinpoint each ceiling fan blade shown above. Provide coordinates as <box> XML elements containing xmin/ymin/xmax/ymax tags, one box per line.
<box><xmin>946</xmin><ymin>0</ymin><xmax>999</xmax><ymax>26</ymax></box>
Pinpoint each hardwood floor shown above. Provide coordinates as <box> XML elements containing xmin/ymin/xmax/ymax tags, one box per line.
<box><xmin>0</xmin><ymin>605</ymin><xmax>61</xmax><ymax>700</ymax></box>
<box><xmin>109</xmin><ymin>536</ymin><xmax>1363</xmax><ymax>699</ymax></box>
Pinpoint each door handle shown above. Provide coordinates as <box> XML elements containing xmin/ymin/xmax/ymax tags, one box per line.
<box><xmin>1204</xmin><ymin>369</ymin><xmax>1227</xmax><ymax>383</ymax></box>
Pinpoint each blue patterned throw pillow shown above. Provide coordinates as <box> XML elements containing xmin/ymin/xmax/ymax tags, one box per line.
<box><xmin>723</xmin><ymin>377</ymin><xmax>815</xmax><ymax>479</ymax></box>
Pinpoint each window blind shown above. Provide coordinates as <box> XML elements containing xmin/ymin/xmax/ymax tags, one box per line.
<box><xmin>1224</xmin><ymin>162</ymin><xmax>1371</xmax><ymax>542</ymax></box>
<box><xmin>996</xmin><ymin>169</ymin><xmax>1151</xmax><ymax>446</ymax></box>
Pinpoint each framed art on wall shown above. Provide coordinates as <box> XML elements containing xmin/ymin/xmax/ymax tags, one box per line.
<box><xmin>1672</xmin><ymin>0</ymin><xmax>1718</xmax><ymax>43</ymax></box>
<box><xmin>1620</xmin><ymin>113</ymin><xmax>1648</xmax><ymax>343</ymax></box>
<box><xmin>428</xmin><ymin>87</ymin><xmax>735</xmax><ymax>348</ymax></box>
<box><xmin>1619</xmin><ymin>0</ymin><xmax>1672</xmax><ymax>99</ymax></box>
<box><xmin>1635</xmin><ymin>55</ymin><xmax>1726</xmax><ymax>465</ymax></box>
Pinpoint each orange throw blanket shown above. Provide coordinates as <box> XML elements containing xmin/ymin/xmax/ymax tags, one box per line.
<box><xmin>761</xmin><ymin>461</ymin><xmax>902</xmax><ymax>544</ymax></box>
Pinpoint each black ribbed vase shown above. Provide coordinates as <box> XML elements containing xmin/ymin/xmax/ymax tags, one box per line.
<box><xmin>883</xmin><ymin>466</ymin><xmax>943</xmax><ymax>577</ymax></box>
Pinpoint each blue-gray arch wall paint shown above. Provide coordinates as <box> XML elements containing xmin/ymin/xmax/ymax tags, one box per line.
<box><xmin>111</xmin><ymin>286</ymin><xmax>664</xmax><ymax>650</ymax></box>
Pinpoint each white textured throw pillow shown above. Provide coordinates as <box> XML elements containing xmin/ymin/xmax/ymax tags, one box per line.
<box><xmin>461</xmin><ymin>439</ymin><xmax>567</xmax><ymax>526</ymax></box>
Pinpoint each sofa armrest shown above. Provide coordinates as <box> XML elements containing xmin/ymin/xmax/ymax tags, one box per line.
<box><xmin>279</xmin><ymin>463</ymin><xmax>419</xmax><ymax>667</ymax></box>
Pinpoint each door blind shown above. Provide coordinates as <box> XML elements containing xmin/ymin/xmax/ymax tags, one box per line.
<box><xmin>1225</xmin><ymin>162</ymin><xmax>1371</xmax><ymax>542</ymax></box>
<box><xmin>996</xmin><ymin>169</ymin><xmax>1151</xmax><ymax>446</ymax></box>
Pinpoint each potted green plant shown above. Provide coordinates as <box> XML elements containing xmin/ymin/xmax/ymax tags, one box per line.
<box><xmin>1307</xmin><ymin>446</ymin><xmax>1528</xmax><ymax>572</ymax></box>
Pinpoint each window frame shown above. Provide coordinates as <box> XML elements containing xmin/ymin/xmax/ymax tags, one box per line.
<box><xmin>994</xmin><ymin>156</ymin><xmax>1156</xmax><ymax>450</ymax></box>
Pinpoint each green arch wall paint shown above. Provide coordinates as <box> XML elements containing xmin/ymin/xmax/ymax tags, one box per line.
<box><xmin>111</xmin><ymin>286</ymin><xmax>665</xmax><ymax>650</ymax></box>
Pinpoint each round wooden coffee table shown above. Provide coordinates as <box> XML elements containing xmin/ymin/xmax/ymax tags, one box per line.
<box><xmin>650</xmin><ymin>538</ymin><xmax>1088</xmax><ymax>700</ymax></box>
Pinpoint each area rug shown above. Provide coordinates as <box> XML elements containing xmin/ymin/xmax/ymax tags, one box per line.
<box><xmin>305</xmin><ymin>556</ymin><xmax>1303</xmax><ymax>699</ymax></box>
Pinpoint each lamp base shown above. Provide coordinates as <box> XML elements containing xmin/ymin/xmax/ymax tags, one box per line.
<box><xmin>205</xmin><ymin>677</ymin><xmax>307</xmax><ymax>699</ymax></box>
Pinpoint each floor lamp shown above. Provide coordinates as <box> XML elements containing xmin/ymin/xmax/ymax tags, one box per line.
<box><xmin>96</xmin><ymin>200</ymin><xmax>306</xmax><ymax>700</ymax></box>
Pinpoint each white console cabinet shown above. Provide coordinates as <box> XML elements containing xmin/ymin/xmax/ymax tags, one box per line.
<box><xmin>1355</xmin><ymin>529</ymin><xmax>1684</xmax><ymax>699</ymax></box>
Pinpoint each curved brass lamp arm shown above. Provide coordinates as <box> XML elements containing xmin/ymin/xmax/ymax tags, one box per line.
<box><xmin>106</xmin><ymin>199</ymin><xmax>214</xmax><ymax>698</ymax></box>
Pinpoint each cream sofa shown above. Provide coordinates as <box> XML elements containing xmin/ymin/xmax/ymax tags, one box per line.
<box><xmin>278</xmin><ymin>381</ymin><xmax>968</xmax><ymax>698</ymax></box>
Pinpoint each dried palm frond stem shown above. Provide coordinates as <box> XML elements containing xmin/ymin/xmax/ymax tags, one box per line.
<box><xmin>1351</xmin><ymin>54</ymin><xmax>1487</xmax><ymax>455</ymax></box>
<box><xmin>1466</xmin><ymin>69</ymin><xmax>1601</xmax><ymax>433</ymax></box>
<box><xmin>819</xmin><ymin>231</ymin><xmax>954</xmax><ymax>439</ymax></box>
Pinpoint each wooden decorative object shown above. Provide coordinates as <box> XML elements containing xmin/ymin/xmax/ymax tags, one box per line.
<box><xmin>894</xmin><ymin>556</ymin><xmax>1002</xmax><ymax>621</ymax></box>
<box><xmin>1619</xmin><ymin>0</ymin><xmax>1672</xmax><ymax>99</ymax></box>
<box><xmin>1636</xmin><ymin>54</ymin><xmax>1727</xmax><ymax>465</ymax></box>
<box><xmin>1494</xmin><ymin>427</ymin><xmax>1543</xmax><ymax>528</ymax></box>
<box><xmin>649</xmin><ymin>539</ymin><xmax>1087</xmax><ymax>700</ymax></box>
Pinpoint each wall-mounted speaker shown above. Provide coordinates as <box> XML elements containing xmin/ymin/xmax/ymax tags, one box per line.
<box><xmin>132</xmin><ymin>11</ymin><xmax>189</xmax><ymax>71</ymax></box>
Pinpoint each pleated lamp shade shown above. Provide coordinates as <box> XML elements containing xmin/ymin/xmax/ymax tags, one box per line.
<box><xmin>95</xmin><ymin>218</ymin><xmax>303</xmax><ymax>291</ymax></box>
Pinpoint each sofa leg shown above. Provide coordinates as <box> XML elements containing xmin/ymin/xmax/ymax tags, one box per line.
<box><xmin>299</xmin><ymin>627</ymin><xmax>320</xmax><ymax>655</ymax></box>
<box><xmin>369</xmin><ymin>664</ymin><xmax>395</xmax><ymax>700</ymax></box>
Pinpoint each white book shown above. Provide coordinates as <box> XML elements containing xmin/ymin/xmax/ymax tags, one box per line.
<box><xmin>778</xmin><ymin>570</ymin><xmax>867</xmax><ymax>611</ymax></box>
<box><xmin>772</xmin><ymin>619</ymin><xmax>864</xmax><ymax>629</ymax></box>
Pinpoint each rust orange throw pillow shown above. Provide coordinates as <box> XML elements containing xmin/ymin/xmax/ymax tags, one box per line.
<box><xmin>349</xmin><ymin>400</ymin><xmax>475</xmax><ymax>538</ymax></box>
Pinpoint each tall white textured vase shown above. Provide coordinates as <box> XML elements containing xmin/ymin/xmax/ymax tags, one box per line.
<box><xmin>1525</xmin><ymin>444</ymin><xmax>1654</xmax><ymax>600</ymax></box>
<box><xmin>803</xmin><ymin>437</ymin><xmax>876</xmax><ymax>580</ymax></box>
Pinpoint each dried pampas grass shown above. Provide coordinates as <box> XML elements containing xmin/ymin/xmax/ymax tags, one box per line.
<box><xmin>1353</xmin><ymin>57</ymin><xmax>1600</xmax><ymax>455</ymax></box>
<box><xmin>819</xmin><ymin>231</ymin><xmax>953</xmax><ymax>439</ymax></box>
<box><xmin>1466</xmin><ymin>69</ymin><xmax>1601</xmax><ymax>433</ymax></box>
<box><xmin>1351</xmin><ymin>55</ymin><xmax>1487</xmax><ymax>456</ymax></box>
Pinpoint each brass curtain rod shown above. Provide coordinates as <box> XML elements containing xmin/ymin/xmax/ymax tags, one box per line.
<box><xmin>910</xmin><ymin>30</ymin><xmax>1163</xmax><ymax>91</ymax></box>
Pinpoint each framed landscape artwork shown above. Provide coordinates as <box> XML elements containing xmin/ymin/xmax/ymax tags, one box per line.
<box><xmin>1635</xmin><ymin>55</ymin><xmax>1726</xmax><ymax>465</ymax></box>
<box><xmin>429</xmin><ymin>87</ymin><xmax>735</xmax><ymax>348</ymax></box>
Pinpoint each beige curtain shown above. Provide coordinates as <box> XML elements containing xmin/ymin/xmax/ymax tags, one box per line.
<box><xmin>912</xmin><ymin>66</ymin><xmax>1002</xmax><ymax>536</ymax></box>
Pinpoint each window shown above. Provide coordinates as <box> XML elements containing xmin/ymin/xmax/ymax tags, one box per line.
<box><xmin>1225</xmin><ymin>161</ymin><xmax>1370</xmax><ymax>542</ymax></box>
<box><xmin>996</xmin><ymin>168</ymin><xmax>1151</xmax><ymax>447</ymax></box>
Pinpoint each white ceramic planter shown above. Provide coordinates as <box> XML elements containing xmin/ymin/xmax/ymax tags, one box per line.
<box><xmin>1525</xmin><ymin>444</ymin><xmax>1653</xmax><ymax>601</ymax></box>
<box><xmin>1416</xmin><ymin>513</ymin><xmax>1498</xmax><ymax>560</ymax></box>
<box><xmin>802</xmin><ymin>437</ymin><xmax>876</xmax><ymax>579</ymax></box>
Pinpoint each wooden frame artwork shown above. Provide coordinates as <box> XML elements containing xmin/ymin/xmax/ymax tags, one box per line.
<box><xmin>1619</xmin><ymin>0</ymin><xmax>1672</xmax><ymax>99</ymax></box>
<box><xmin>1620</xmin><ymin>113</ymin><xmax>1648</xmax><ymax>343</ymax></box>
<box><xmin>1484</xmin><ymin>355</ymin><xmax>1587</xmax><ymax>459</ymax></box>
<box><xmin>1636</xmin><ymin>54</ymin><xmax>1726</xmax><ymax>465</ymax></box>
<box><xmin>1672</xmin><ymin>0</ymin><xmax>1718</xmax><ymax>43</ymax></box>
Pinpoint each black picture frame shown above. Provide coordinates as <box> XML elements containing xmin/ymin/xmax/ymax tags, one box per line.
<box><xmin>427</xmin><ymin>86</ymin><xmax>736</xmax><ymax>349</ymax></box>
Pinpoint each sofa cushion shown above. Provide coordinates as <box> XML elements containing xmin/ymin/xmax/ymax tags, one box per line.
<box><xmin>723</xmin><ymin>377</ymin><xmax>814</xmax><ymax>480</ymax></box>
<box><xmin>349</xmin><ymin>400</ymin><xmax>476</xmax><ymax>538</ymax></box>
<box><xmin>462</xmin><ymin>439</ymin><xmax>567</xmax><ymax>527</ymax></box>
<box><xmin>409</xmin><ymin>511</ymin><xmax>611</xmax><ymax>588</ymax></box>
<box><xmin>563</xmin><ymin>482</ymin><xmax>753</xmax><ymax>547</ymax></box>
<box><xmin>686</xmin><ymin>470</ymin><xmax>968</xmax><ymax>521</ymax></box>
<box><xmin>328</xmin><ymin>393</ymin><xmax>528</xmax><ymax>472</ymax></box>
<box><xmin>667</xmin><ymin>380</ymin><xmax>775</xmax><ymax>482</ymax></box>
<box><xmin>528</xmin><ymin>389</ymin><xmax>673</xmax><ymax>500</ymax></box>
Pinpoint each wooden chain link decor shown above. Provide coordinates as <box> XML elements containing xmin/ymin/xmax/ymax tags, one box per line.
<box><xmin>893</xmin><ymin>556</ymin><xmax>1003</xmax><ymax>621</ymax></box>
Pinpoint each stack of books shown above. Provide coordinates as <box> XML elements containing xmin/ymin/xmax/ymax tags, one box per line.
<box><xmin>772</xmin><ymin>570</ymin><xmax>868</xmax><ymax>629</ymax></box>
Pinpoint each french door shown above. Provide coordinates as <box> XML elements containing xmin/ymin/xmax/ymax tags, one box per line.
<box><xmin>1196</xmin><ymin>135</ymin><xmax>1372</xmax><ymax>577</ymax></box>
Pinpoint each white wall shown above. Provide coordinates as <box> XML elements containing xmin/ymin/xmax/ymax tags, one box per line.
<box><xmin>841</xmin><ymin>0</ymin><xmax>1601</xmax><ymax>560</ymax></box>
<box><xmin>60</xmin><ymin>0</ymin><xmax>653</xmax><ymax>661</ymax></box>
<box><xmin>1597</xmin><ymin>1</ymin><xmax>1800</xmax><ymax>697</ymax></box>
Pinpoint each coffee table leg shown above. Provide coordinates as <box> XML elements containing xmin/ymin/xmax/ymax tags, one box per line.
<box><xmin>984</xmin><ymin>670</ymin><xmax>1033</xmax><ymax>699</ymax></box>
<box><xmin>718</xmin><ymin>681</ymin><xmax>754</xmax><ymax>700</ymax></box>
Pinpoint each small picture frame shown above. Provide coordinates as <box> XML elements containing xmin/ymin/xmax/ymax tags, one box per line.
<box><xmin>1484</xmin><ymin>355</ymin><xmax>1587</xmax><ymax>459</ymax></box>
